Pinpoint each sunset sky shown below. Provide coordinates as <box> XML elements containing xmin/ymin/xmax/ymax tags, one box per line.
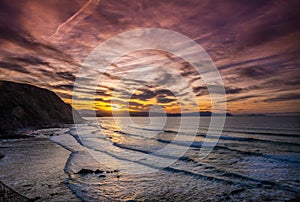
<box><xmin>0</xmin><ymin>0</ymin><xmax>299</xmax><ymax>115</ymax></box>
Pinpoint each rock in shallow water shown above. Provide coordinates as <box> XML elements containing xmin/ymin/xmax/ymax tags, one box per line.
<box><xmin>77</xmin><ymin>169</ymin><xmax>95</xmax><ymax>175</ymax></box>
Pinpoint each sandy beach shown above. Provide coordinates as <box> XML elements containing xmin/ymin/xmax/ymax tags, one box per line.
<box><xmin>0</xmin><ymin>136</ymin><xmax>81</xmax><ymax>202</ymax></box>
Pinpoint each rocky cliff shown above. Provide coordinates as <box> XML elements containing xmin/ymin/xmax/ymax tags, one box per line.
<box><xmin>0</xmin><ymin>80</ymin><xmax>83</xmax><ymax>136</ymax></box>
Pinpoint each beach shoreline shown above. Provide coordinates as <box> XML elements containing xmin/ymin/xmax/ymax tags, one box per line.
<box><xmin>0</xmin><ymin>135</ymin><xmax>81</xmax><ymax>202</ymax></box>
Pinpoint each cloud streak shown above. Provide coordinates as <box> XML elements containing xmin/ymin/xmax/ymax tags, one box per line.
<box><xmin>0</xmin><ymin>0</ymin><xmax>299</xmax><ymax>114</ymax></box>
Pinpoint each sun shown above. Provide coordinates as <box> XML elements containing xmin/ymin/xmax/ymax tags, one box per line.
<box><xmin>111</xmin><ymin>103</ymin><xmax>122</xmax><ymax>111</ymax></box>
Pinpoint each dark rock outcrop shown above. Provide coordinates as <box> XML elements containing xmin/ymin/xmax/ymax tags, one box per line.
<box><xmin>0</xmin><ymin>80</ymin><xmax>84</xmax><ymax>136</ymax></box>
<box><xmin>77</xmin><ymin>169</ymin><xmax>95</xmax><ymax>175</ymax></box>
<box><xmin>0</xmin><ymin>180</ymin><xmax>34</xmax><ymax>202</ymax></box>
<box><xmin>76</xmin><ymin>168</ymin><xmax>118</xmax><ymax>176</ymax></box>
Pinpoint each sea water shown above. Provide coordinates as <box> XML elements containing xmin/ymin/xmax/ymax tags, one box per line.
<box><xmin>51</xmin><ymin>116</ymin><xmax>300</xmax><ymax>201</ymax></box>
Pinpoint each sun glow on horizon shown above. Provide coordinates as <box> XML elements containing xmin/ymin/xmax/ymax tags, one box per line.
<box><xmin>111</xmin><ymin>103</ymin><xmax>123</xmax><ymax>111</ymax></box>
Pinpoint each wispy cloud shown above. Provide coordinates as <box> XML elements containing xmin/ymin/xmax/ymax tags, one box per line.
<box><xmin>0</xmin><ymin>0</ymin><xmax>299</xmax><ymax>114</ymax></box>
<box><xmin>264</xmin><ymin>94</ymin><xmax>300</xmax><ymax>102</ymax></box>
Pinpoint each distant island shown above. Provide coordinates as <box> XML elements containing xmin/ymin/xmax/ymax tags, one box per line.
<box><xmin>0</xmin><ymin>80</ymin><xmax>83</xmax><ymax>137</ymax></box>
<box><xmin>245</xmin><ymin>113</ymin><xmax>266</xmax><ymax>117</ymax></box>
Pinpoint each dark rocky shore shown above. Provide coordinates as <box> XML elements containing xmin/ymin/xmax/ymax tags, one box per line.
<box><xmin>0</xmin><ymin>181</ymin><xmax>33</xmax><ymax>202</ymax></box>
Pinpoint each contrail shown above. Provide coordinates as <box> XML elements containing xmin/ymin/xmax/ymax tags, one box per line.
<box><xmin>48</xmin><ymin>0</ymin><xmax>100</xmax><ymax>40</ymax></box>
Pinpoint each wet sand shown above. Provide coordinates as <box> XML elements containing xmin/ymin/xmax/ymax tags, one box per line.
<box><xmin>0</xmin><ymin>137</ymin><xmax>81</xmax><ymax>202</ymax></box>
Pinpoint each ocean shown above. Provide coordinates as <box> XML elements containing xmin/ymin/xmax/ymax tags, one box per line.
<box><xmin>47</xmin><ymin>116</ymin><xmax>300</xmax><ymax>201</ymax></box>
